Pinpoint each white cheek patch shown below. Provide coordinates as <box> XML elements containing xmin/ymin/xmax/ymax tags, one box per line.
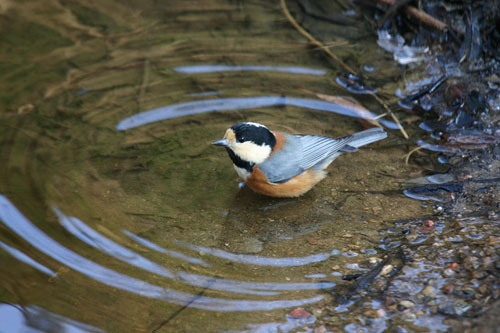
<box><xmin>232</xmin><ymin>141</ymin><xmax>271</xmax><ymax>164</ymax></box>
<box><xmin>233</xmin><ymin>165</ymin><xmax>251</xmax><ymax>180</ymax></box>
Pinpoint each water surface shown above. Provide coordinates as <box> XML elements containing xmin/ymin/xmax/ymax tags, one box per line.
<box><xmin>0</xmin><ymin>0</ymin><xmax>429</xmax><ymax>331</ymax></box>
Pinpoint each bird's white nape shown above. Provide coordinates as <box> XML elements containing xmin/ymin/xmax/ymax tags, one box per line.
<box><xmin>241</xmin><ymin>122</ymin><xmax>268</xmax><ymax>129</ymax></box>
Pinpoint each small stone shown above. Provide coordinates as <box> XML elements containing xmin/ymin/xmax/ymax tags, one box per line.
<box><xmin>364</xmin><ymin>309</ymin><xmax>379</xmax><ymax>318</ymax></box>
<box><xmin>406</xmin><ymin>234</ymin><xmax>418</xmax><ymax>242</ymax></box>
<box><xmin>487</xmin><ymin>210</ymin><xmax>498</xmax><ymax>219</ymax></box>
<box><xmin>422</xmin><ymin>285</ymin><xmax>437</xmax><ymax>297</ymax></box>
<box><xmin>443</xmin><ymin>285</ymin><xmax>454</xmax><ymax>294</ymax></box>
<box><xmin>416</xmin><ymin>310</ymin><xmax>425</xmax><ymax>316</ymax></box>
<box><xmin>443</xmin><ymin>268</ymin><xmax>455</xmax><ymax>277</ymax></box>
<box><xmin>438</xmin><ymin>301</ymin><xmax>471</xmax><ymax>316</ymax></box>
<box><xmin>387</xmin><ymin>304</ymin><xmax>398</xmax><ymax>312</ymax></box>
<box><xmin>401</xmin><ymin>312</ymin><xmax>417</xmax><ymax>322</ymax></box>
<box><xmin>313</xmin><ymin>325</ymin><xmax>326</xmax><ymax>333</ymax></box>
<box><xmin>399</xmin><ymin>300</ymin><xmax>416</xmax><ymax>309</ymax></box>
<box><xmin>307</xmin><ymin>237</ymin><xmax>319</xmax><ymax>245</ymax></box>
<box><xmin>381</xmin><ymin>264</ymin><xmax>393</xmax><ymax>276</ymax></box>
<box><xmin>289</xmin><ymin>307</ymin><xmax>311</xmax><ymax>319</ymax></box>
<box><xmin>17</xmin><ymin>103</ymin><xmax>34</xmax><ymax>115</ymax></box>
<box><xmin>464</xmin><ymin>256</ymin><xmax>480</xmax><ymax>271</ymax></box>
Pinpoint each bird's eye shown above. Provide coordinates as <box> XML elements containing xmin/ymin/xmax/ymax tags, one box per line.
<box><xmin>237</xmin><ymin>136</ymin><xmax>245</xmax><ymax>143</ymax></box>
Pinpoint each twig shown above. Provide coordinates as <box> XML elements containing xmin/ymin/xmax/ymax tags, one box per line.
<box><xmin>404</xmin><ymin>146</ymin><xmax>423</xmax><ymax>164</ymax></box>
<box><xmin>401</xmin><ymin>75</ymin><xmax>447</xmax><ymax>104</ymax></box>
<box><xmin>377</xmin><ymin>0</ymin><xmax>447</xmax><ymax>31</ymax></box>
<box><xmin>370</xmin><ymin>92</ymin><xmax>409</xmax><ymax>139</ymax></box>
<box><xmin>281</xmin><ymin>0</ymin><xmax>409</xmax><ymax>139</ymax></box>
<box><xmin>280</xmin><ymin>0</ymin><xmax>357</xmax><ymax>75</ymax></box>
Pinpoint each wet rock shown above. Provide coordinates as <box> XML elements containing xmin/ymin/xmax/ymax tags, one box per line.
<box><xmin>421</xmin><ymin>285</ymin><xmax>437</xmax><ymax>297</ymax></box>
<box><xmin>472</xmin><ymin>270</ymin><xmax>488</xmax><ymax>279</ymax></box>
<box><xmin>453</xmin><ymin>288</ymin><xmax>474</xmax><ymax>298</ymax></box>
<box><xmin>385</xmin><ymin>296</ymin><xmax>398</xmax><ymax>312</ymax></box>
<box><xmin>464</xmin><ymin>256</ymin><xmax>480</xmax><ymax>271</ymax></box>
<box><xmin>398</xmin><ymin>300</ymin><xmax>416</xmax><ymax>310</ymax></box>
<box><xmin>289</xmin><ymin>307</ymin><xmax>311</xmax><ymax>319</ymax></box>
<box><xmin>368</xmin><ymin>257</ymin><xmax>382</xmax><ymax>265</ymax></box>
<box><xmin>444</xmin><ymin>285</ymin><xmax>454</xmax><ymax>294</ymax></box>
<box><xmin>443</xmin><ymin>268</ymin><xmax>455</xmax><ymax>277</ymax></box>
<box><xmin>380</xmin><ymin>264</ymin><xmax>393</xmax><ymax>276</ymax></box>
<box><xmin>487</xmin><ymin>210</ymin><xmax>498</xmax><ymax>219</ymax></box>
<box><xmin>401</xmin><ymin>312</ymin><xmax>417</xmax><ymax>322</ymax></box>
<box><xmin>438</xmin><ymin>300</ymin><xmax>471</xmax><ymax>316</ymax></box>
<box><xmin>376</xmin><ymin>309</ymin><xmax>386</xmax><ymax>317</ymax></box>
<box><xmin>363</xmin><ymin>309</ymin><xmax>380</xmax><ymax>319</ymax></box>
<box><xmin>313</xmin><ymin>325</ymin><xmax>326</xmax><ymax>333</ymax></box>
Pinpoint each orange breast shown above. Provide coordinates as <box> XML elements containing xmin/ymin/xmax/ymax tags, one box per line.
<box><xmin>245</xmin><ymin>167</ymin><xmax>327</xmax><ymax>198</ymax></box>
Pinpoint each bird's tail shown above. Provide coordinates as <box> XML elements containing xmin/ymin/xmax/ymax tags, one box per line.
<box><xmin>344</xmin><ymin>127</ymin><xmax>387</xmax><ymax>149</ymax></box>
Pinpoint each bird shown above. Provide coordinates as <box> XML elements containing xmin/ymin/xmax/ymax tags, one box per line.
<box><xmin>213</xmin><ymin>122</ymin><xmax>387</xmax><ymax>197</ymax></box>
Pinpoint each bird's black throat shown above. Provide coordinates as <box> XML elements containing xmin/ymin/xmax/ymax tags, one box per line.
<box><xmin>225</xmin><ymin>147</ymin><xmax>254</xmax><ymax>173</ymax></box>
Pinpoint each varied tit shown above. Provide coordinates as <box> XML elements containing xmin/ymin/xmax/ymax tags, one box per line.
<box><xmin>213</xmin><ymin>122</ymin><xmax>387</xmax><ymax>197</ymax></box>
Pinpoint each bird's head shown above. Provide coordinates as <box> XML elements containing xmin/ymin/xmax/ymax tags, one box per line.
<box><xmin>213</xmin><ymin>122</ymin><xmax>276</xmax><ymax>164</ymax></box>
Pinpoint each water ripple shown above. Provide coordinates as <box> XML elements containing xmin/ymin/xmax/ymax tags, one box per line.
<box><xmin>54</xmin><ymin>208</ymin><xmax>334</xmax><ymax>296</ymax></box>
<box><xmin>122</xmin><ymin>229</ymin><xmax>209</xmax><ymax>267</ymax></box>
<box><xmin>116</xmin><ymin>96</ymin><xmax>397</xmax><ymax>131</ymax></box>
<box><xmin>0</xmin><ymin>304</ymin><xmax>104</xmax><ymax>333</ymax></box>
<box><xmin>0</xmin><ymin>195</ymin><xmax>324</xmax><ymax>311</ymax></box>
<box><xmin>176</xmin><ymin>240</ymin><xmax>336</xmax><ymax>267</ymax></box>
<box><xmin>174</xmin><ymin>65</ymin><xmax>326</xmax><ymax>75</ymax></box>
<box><xmin>0</xmin><ymin>241</ymin><xmax>55</xmax><ymax>276</ymax></box>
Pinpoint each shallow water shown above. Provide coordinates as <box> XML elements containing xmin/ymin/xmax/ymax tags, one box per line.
<box><xmin>0</xmin><ymin>0</ymin><xmax>432</xmax><ymax>331</ymax></box>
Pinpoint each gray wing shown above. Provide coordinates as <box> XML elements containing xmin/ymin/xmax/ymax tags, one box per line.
<box><xmin>258</xmin><ymin>128</ymin><xmax>387</xmax><ymax>183</ymax></box>
<box><xmin>258</xmin><ymin>133</ymin><xmax>305</xmax><ymax>183</ymax></box>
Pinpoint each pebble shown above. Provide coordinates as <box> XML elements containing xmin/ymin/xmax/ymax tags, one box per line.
<box><xmin>443</xmin><ymin>268</ymin><xmax>455</xmax><ymax>277</ymax></box>
<box><xmin>313</xmin><ymin>326</ymin><xmax>326</xmax><ymax>333</ymax></box>
<box><xmin>438</xmin><ymin>300</ymin><xmax>471</xmax><ymax>316</ymax></box>
<box><xmin>363</xmin><ymin>309</ymin><xmax>379</xmax><ymax>318</ymax></box>
<box><xmin>421</xmin><ymin>285</ymin><xmax>437</xmax><ymax>297</ymax></box>
<box><xmin>401</xmin><ymin>312</ymin><xmax>417</xmax><ymax>322</ymax></box>
<box><xmin>381</xmin><ymin>264</ymin><xmax>393</xmax><ymax>276</ymax></box>
<box><xmin>289</xmin><ymin>307</ymin><xmax>311</xmax><ymax>319</ymax></box>
<box><xmin>369</xmin><ymin>257</ymin><xmax>381</xmax><ymax>265</ymax></box>
<box><xmin>399</xmin><ymin>300</ymin><xmax>415</xmax><ymax>309</ymax></box>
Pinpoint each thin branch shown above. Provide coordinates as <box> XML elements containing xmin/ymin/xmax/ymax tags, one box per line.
<box><xmin>370</xmin><ymin>92</ymin><xmax>409</xmax><ymax>139</ymax></box>
<box><xmin>404</xmin><ymin>146</ymin><xmax>423</xmax><ymax>164</ymax></box>
<box><xmin>281</xmin><ymin>0</ymin><xmax>409</xmax><ymax>139</ymax></box>
<box><xmin>280</xmin><ymin>0</ymin><xmax>357</xmax><ymax>75</ymax></box>
<box><xmin>377</xmin><ymin>0</ymin><xmax>447</xmax><ymax>31</ymax></box>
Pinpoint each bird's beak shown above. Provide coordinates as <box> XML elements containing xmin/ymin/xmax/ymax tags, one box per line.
<box><xmin>212</xmin><ymin>138</ymin><xmax>228</xmax><ymax>147</ymax></box>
